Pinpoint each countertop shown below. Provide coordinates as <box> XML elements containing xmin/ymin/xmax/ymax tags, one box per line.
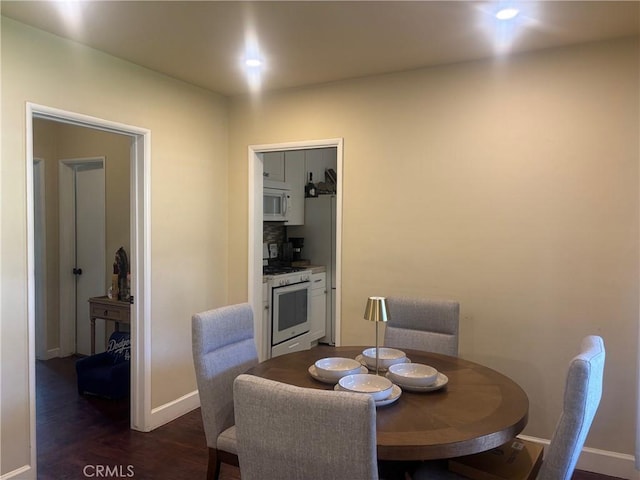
<box><xmin>262</xmin><ymin>264</ymin><xmax>326</xmax><ymax>283</ymax></box>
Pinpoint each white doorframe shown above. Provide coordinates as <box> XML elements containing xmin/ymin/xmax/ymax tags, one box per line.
<box><xmin>33</xmin><ymin>159</ymin><xmax>49</xmax><ymax>360</ymax></box>
<box><xmin>26</xmin><ymin>102</ymin><xmax>153</xmax><ymax>475</ymax></box>
<box><xmin>248</xmin><ymin>139</ymin><xmax>344</xmax><ymax>361</ymax></box>
<box><xmin>58</xmin><ymin>157</ymin><xmax>106</xmax><ymax>356</ymax></box>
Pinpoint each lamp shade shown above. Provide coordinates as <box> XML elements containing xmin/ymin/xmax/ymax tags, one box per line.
<box><xmin>364</xmin><ymin>296</ymin><xmax>388</xmax><ymax>323</ymax></box>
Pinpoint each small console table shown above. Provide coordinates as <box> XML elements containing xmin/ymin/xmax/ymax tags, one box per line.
<box><xmin>88</xmin><ymin>296</ymin><xmax>131</xmax><ymax>354</ymax></box>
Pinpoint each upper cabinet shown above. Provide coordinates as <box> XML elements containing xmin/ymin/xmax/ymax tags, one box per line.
<box><xmin>284</xmin><ymin>150</ymin><xmax>305</xmax><ymax>225</ymax></box>
<box><xmin>262</xmin><ymin>147</ymin><xmax>337</xmax><ymax>226</ymax></box>
<box><xmin>304</xmin><ymin>148</ymin><xmax>337</xmax><ymax>188</ymax></box>
<box><xmin>263</xmin><ymin>151</ymin><xmax>286</xmax><ymax>182</ymax></box>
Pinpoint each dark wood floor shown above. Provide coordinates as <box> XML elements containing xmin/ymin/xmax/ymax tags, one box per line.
<box><xmin>36</xmin><ymin>356</ymin><xmax>619</xmax><ymax>480</ymax></box>
<box><xmin>36</xmin><ymin>355</ymin><xmax>240</xmax><ymax>480</ymax></box>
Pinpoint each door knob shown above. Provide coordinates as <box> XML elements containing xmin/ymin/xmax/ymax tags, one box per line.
<box><xmin>72</xmin><ymin>267</ymin><xmax>83</xmax><ymax>275</ymax></box>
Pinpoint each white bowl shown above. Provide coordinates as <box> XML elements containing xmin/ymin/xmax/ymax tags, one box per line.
<box><xmin>314</xmin><ymin>357</ymin><xmax>363</xmax><ymax>381</ymax></box>
<box><xmin>338</xmin><ymin>373</ymin><xmax>393</xmax><ymax>401</ymax></box>
<box><xmin>361</xmin><ymin>347</ymin><xmax>407</xmax><ymax>370</ymax></box>
<box><xmin>387</xmin><ymin>363</ymin><xmax>439</xmax><ymax>387</ymax></box>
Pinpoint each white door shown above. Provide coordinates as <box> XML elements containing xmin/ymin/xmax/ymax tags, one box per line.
<box><xmin>60</xmin><ymin>159</ymin><xmax>106</xmax><ymax>356</ymax></box>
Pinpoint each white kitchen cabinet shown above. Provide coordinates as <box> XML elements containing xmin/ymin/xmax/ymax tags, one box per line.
<box><xmin>309</xmin><ymin>272</ymin><xmax>327</xmax><ymax>341</ymax></box>
<box><xmin>284</xmin><ymin>150</ymin><xmax>305</xmax><ymax>225</ymax></box>
<box><xmin>262</xmin><ymin>150</ymin><xmax>304</xmax><ymax>224</ymax></box>
<box><xmin>263</xmin><ymin>151</ymin><xmax>285</xmax><ymax>182</ymax></box>
<box><xmin>304</xmin><ymin>147</ymin><xmax>337</xmax><ymax>189</ymax></box>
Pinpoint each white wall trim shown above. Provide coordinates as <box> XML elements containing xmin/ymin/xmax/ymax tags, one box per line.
<box><xmin>0</xmin><ymin>464</ymin><xmax>32</xmax><ymax>480</ymax></box>
<box><xmin>25</xmin><ymin>106</ymin><xmax>38</xmax><ymax>479</ymax></box>
<box><xmin>149</xmin><ymin>390</ymin><xmax>200</xmax><ymax>430</ymax></box>
<box><xmin>518</xmin><ymin>434</ymin><xmax>638</xmax><ymax>479</ymax></box>
<box><xmin>248</xmin><ymin>139</ymin><xmax>344</xmax><ymax>361</ymax></box>
<box><xmin>44</xmin><ymin>348</ymin><xmax>60</xmax><ymax>360</ymax></box>
<box><xmin>130</xmin><ymin>132</ymin><xmax>153</xmax><ymax>433</ymax></box>
<box><xmin>26</xmin><ymin>103</ymin><xmax>153</xmax><ymax>478</ymax></box>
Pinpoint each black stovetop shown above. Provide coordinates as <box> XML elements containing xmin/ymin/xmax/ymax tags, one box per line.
<box><xmin>263</xmin><ymin>265</ymin><xmax>309</xmax><ymax>275</ymax></box>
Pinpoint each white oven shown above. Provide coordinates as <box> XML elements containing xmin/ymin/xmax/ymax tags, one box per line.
<box><xmin>267</xmin><ymin>269</ymin><xmax>311</xmax><ymax>348</ymax></box>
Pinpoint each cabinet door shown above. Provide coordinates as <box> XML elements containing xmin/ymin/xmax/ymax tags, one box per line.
<box><xmin>309</xmin><ymin>273</ymin><xmax>327</xmax><ymax>341</ymax></box>
<box><xmin>304</xmin><ymin>147</ymin><xmax>337</xmax><ymax>190</ymax></box>
<box><xmin>263</xmin><ymin>152</ymin><xmax>285</xmax><ymax>182</ymax></box>
<box><xmin>284</xmin><ymin>150</ymin><xmax>305</xmax><ymax>225</ymax></box>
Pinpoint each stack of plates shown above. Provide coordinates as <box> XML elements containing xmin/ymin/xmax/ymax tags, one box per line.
<box><xmin>385</xmin><ymin>363</ymin><xmax>448</xmax><ymax>392</ymax></box>
<box><xmin>357</xmin><ymin>347</ymin><xmax>409</xmax><ymax>371</ymax></box>
<box><xmin>308</xmin><ymin>357</ymin><xmax>367</xmax><ymax>384</ymax></box>
<box><xmin>335</xmin><ymin>373</ymin><xmax>402</xmax><ymax>407</ymax></box>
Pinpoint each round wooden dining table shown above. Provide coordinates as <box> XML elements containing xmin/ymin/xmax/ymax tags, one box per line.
<box><xmin>246</xmin><ymin>345</ymin><xmax>529</xmax><ymax>461</ymax></box>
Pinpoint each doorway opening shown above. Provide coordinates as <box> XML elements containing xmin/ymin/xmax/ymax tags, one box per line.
<box><xmin>26</xmin><ymin>103</ymin><xmax>152</xmax><ymax>474</ymax></box>
<box><xmin>248</xmin><ymin>139</ymin><xmax>343</xmax><ymax>361</ymax></box>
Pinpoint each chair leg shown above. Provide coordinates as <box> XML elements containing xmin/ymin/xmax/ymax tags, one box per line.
<box><xmin>207</xmin><ymin>448</ymin><xmax>221</xmax><ymax>480</ymax></box>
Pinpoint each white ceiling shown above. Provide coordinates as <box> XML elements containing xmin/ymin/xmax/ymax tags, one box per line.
<box><xmin>2</xmin><ymin>1</ymin><xmax>638</xmax><ymax>96</ymax></box>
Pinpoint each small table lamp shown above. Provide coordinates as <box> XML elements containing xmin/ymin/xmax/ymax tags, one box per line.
<box><xmin>364</xmin><ymin>296</ymin><xmax>388</xmax><ymax>375</ymax></box>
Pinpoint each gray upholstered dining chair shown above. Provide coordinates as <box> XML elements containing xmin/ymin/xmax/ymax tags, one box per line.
<box><xmin>191</xmin><ymin>303</ymin><xmax>259</xmax><ymax>480</ymax></box>
<box><xmin>233</xmin><ymin>374</ymin><xmax>380</xmax><ymax>480</ymax></box>
<box><xmin>411</xmin><ymin>335</ymin><xmax>605</xmax><ymax>480</ymax></box>
<box><xmin>384</xmin><ymin>297</ymin><xmax>460</xmax><ymax>356</ymax></box>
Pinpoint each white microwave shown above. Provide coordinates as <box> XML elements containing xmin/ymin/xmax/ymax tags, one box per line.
<box><xmin>264</xmin><ymin>180</ymin><xmax>291</xmax><ymax>222</ymax></box>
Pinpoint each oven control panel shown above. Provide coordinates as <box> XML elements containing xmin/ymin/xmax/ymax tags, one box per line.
<box><xmin>265</xmin><ymin>269</ymin><xmax>312</xmax><ymax>287</ymax></box>
<box><xmin>272</xmin><ymin>272</ymin><xmax>310</xmax><ymax>286</ymax></box>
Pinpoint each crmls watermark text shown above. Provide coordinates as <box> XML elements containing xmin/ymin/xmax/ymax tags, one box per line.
<box><xmin>83</xmin><ymin>465</ymin><xmax>135</xmax><ymax>478</ymax></box>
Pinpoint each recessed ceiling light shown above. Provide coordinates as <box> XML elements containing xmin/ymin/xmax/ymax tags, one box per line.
<box><xmin>495</xmin><ymin>7</ymin><xmax>520</xmax><ymax>20</ymax></box>
<box><xmin>245</xmin><ymin>58</ymin><xmax>263</xmax><ymax>68</ymax></box>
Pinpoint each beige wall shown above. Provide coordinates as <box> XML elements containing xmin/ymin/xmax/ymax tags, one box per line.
<box><xmin>2</xmin><ymin>12</ymin><xmax>638</xmax><ymax>477</ymax></box>
<box><xmin>1</xmin><ymin>18</ymin><xmax>229</xmax><ymax>475</ymax></box>
<box><xmin>228</xmin><ymin>38</ymin><xmax>639</xmax><ymax>455</ymax></box>
<box><xmin>33</xmin><ymin>119</ymin><xmax>131</xmax><ymax>352</ymax></box>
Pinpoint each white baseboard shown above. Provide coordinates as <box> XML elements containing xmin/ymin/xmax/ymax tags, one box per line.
<box><xmin>519</xmin><ymin>435</ymin><xmax>637</xmax><ymax>479</ymax></box>
<box><xmin>0</xmin><ymin>464</ymin><xmax>32</xmax><ymax>480</ymax></box>
<box><xmin>35</xmin><ymin>348</ymin><xmax>60</xmax><ymax>361</ymax></box>
<box><xmin>149</xmin><ymin>389</ymin><xmax>200</xmax><ymax>430</ymax></box>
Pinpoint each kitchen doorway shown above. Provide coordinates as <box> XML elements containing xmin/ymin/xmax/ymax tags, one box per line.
<box><xmin>248</xmin><ymin>139</ymin><xmax>344</xmax><ymax>361</ymax></box>
<box><xmin>26</xmin><ymin>103</ymin><xmax>152</xmax><ymax>474</ymax></box>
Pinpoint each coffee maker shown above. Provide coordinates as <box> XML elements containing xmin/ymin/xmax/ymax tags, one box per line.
<box><xmin>289</xmin><ymin>237</ymin><xmax>304</xmax><ymax>261</ymax></box>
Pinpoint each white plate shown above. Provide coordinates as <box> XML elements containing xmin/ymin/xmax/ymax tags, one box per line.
<box><xmin>335</xmin><ymin>383</ymin><xmax>402</xmax><ymax>407</ymax></box>
<box><xmin>385</xmin><ymin>372</ymin><xmax>448</xmax><ymax>392</ymax></box>
<box><xmin>356</xmin><ymin>354</ymin><xmax>411</xmax><ymax>372</ymax></box>
<box><xmin>308</xmin><ymin>364</ymin><xmax>368</xmax><ymax>384</ymax></box>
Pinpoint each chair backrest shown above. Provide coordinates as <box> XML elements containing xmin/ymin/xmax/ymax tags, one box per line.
<box><xmin>384</xmin><ymin>297</ymin><xmax>460</xmax><ymax>356</ymax></box>
<box><xmin>191</xmin><ymin>303</ymin><xmax>258</xmax><ymax>448</ymax></box>
<box><xmin>537</xmin><ymin>335</ymin><xmax>605</xmax><ymax>480</ymax></box>
<box><xmin>106</xmin><ymin>331</ymin><xmax>131</xmax><ymax>363</ymax></box>
<box><xmin>233</xmin><ymin>374</ymin><xmax>379</xmax><ymax>480</ymax></box>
